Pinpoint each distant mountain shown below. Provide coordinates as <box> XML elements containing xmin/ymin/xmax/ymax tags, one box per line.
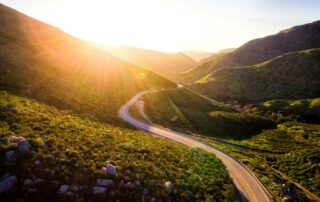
<box><xmin>181</xmin><ymin>50</ymin><xmax>214</xmax><ymax>61</ymax></box>
<box><xmin>104</xmin><ymin>46</ymin><xmax>197</xmax><ymax>82</ymax></box>
<box><xmin>0</xmin><ymin>4</ymin><xmax>174</xmax><ymax>122</ymax></box>
<box><xmin>184</xmin><ymin>21</ymin><xmax>320</xmax><ymax>83</ymax></box>
<box><xmin>191</xmin><ymin>48</ymin><xmax>320</xmax><ymax>102</ymax></box>
<box><xmin>216</xmin><ymin>48</ymin><xmax>236</xmax><ymax>54</ymax></box>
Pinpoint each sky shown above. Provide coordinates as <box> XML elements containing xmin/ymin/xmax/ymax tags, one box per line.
<box><xmin>1</xmin><ymin>0</ymin><xmax>320</xmax><ymax>52</ymax></box>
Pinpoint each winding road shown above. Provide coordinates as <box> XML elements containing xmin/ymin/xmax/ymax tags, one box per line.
<box><xmin>119</xmin><ymin>87</ymin><xmax>274</xmax><ymax>202</ymax></box>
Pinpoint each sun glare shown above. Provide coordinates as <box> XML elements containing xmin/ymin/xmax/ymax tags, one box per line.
<box><xmin>54</xmin><ymin>0</ymin><xmax>177</xmax><ymax>50</ymax></box>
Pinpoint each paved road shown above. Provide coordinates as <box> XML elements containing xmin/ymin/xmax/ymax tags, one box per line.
<box><xmin>119</xmin><ymin>88</ymin><xmax>274</xmax><ymax>202</ymax></box>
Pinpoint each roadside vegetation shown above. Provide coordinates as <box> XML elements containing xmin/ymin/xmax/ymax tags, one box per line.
<box><xmin>141</xmin><ymin>88</ymin><xmax>275</xmax><ymax>139</ymax></box>
<box><xmin>0</xmin><ymin>91</ymin><xmax>236</xmax><ymax>201</ymax></box>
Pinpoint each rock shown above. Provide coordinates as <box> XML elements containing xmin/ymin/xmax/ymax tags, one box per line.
<box><xmin>164</xmin><ymin>181</ymin><xmax>173</xmax><ymax>193</ymax></box>
<box><xmin>34</xmin><ymin>178</ymin><xmax>43</xmax><ymax>184</ymax></box>
<box><xmin>119</xmin><ymin>179</ymin><xmax>125</xmax><ymax>187</ymax></box>
<box><xmin>150</xmin><ymin>197</ymin><xmax>157</xmax><ymax>202</ymax></box>
<box><xmin>61</xmin><ymin>165</ymin><xmax>66</xmax><ymax>170</ymax></box>
<box><xmin>106</xmin><ymin>164</ymin><xmax>117</xmax><ymax>175</ymax></box>
<box><xmin>28</xmin><ymin>188</ymin><xmax>37</xmax><ymax>193</ymax></box>
<box><xmin>96</xmin><ymin>178</ymin><xmax>114</xmax><ymax>186</ymax></box>
<box><xmin>59</xmin><ymin>185</ymin><xmax>70</xmax><ymax>194</ymax></box>
<box><xmin>66</xmin><ymin>191</ymin><xmax>73</xmax><ymax>196</ymax></box>
<box><xmin>34</xmin><ymin>160</ymin><xmax>41</xmax><ymax>166</ymax></box>
<box><xmin>92</xmin><ymin>186</ymin><xmax>107</xmax><ymax>194</ymax></box>
<box><xmin>23</xmin><ymin>179</ymin><xmax>33</xmax><ymax>186</ymax></box>
<box><xmin>50</xmin><ymin>169</ymin><xmax>55</xmax><ymax>176</ymax></box>
<box><xmin>101</xmin><ymin>167</ymin><xmax>107</xmax><ymax>172</ymax></box>
<box><xmin>124</xmin><ymin>182</ymin><xmax>136</xmax><ymax>189</ymax></box>
<box><xmin>71</xmin><ymin>185</ymin><xmax>80</xmax><ymax>191</ymax></box>
<box><xmin>0</xmin><ymin>173</ymin><xmax>10</xmax><ymax>181</ymax></box>
<box><xmin>0</xmin><ymin>176</ymin><xmax>17</xmax><ymax>193</ymax></box>
<box><xmin>134</xmin><ymin>180</ymin><xmax>141</xmax><ymax>187</ymax></box>
<box><xmin>17</xmin><ymin>139</ymin><xmax>31</xmax><ymax>153</ymax></box>
<box><xmin>6</xmin><ymin>150</ymin><xmax>15</xmax><ymax>162</ymax></box>
<box><xmin>143</xmin><ymin>188</ymin><xmax>148</xmax><ymax>195</ymax></box>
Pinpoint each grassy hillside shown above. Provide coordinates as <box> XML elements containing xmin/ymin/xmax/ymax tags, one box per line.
<box><xmin>191</xmin><ymin>48</ymin><xmax>320</xmax><ymax>103</ymax></box>
<box><xmin>200</xmin><ymin>122</ymin><xmax>320</xmax><ymax>201</ymax></box>
<box><xmin>184</xmin><ymin>20</ymin><xmax>320</xmax><ymax>82</ymax></box>
<box><xmin>104</xmin><ymin>46</ymin><xmax>197</xmax><ymax>82</ymax></box>
<box><xmin>248</xmin><ymin>97</ymin><xmax>320</xmax><ymax>123</ymax></box>
<box><xmin>139</xmin><ymin>88</ymin><xmax>275</xmax><ymax>139</ymax></box>
<box><xmin>0</xmin><ymin>91</ymin><xmax>236</xmax><ymax>201</ymax></box>
<box><xmin>0</xmin><ymin>4</ymin><xmax>175</xmax><ymax>123</ymax></box>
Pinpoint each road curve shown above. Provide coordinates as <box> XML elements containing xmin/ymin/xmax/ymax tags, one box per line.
<box><xmin>119</xmin><ymin>88</ymin><xmax>274</xmax><ymax>202</ymax></box>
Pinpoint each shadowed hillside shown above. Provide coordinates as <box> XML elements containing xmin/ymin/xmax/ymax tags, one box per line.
<box><xmin>191</xmin><ymin>49</ymin><xmax>320</xmax><ymax>103</ymax></box>
<box><xmin>0</xmin><ymin>4</ymin><xmax>175</xmax><ymax>123</ymax></box>
<box><xmin>184</xmin><ymin>21</ymin><xmax>320</xmax><ymax>82</ymax></box>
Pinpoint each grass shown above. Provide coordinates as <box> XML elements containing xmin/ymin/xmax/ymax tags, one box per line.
<box><xmin>0</xmin><ymin>91</ymin><xmax>236</xmax><ymax>201</ymax></box>
<box><xmin>250</xmin><ymin>97</ymin><xmax>320</xmax><ymax>123</ymax></box>
<box><xmin>191</xmin><ymin>48</ymin><xmax>320</xmax><ymax>103</ymax></box>
<box><xmin>141</xmin><ymin>88</ymin><xmax>275</xmax><ymax>139</ymax></box>
<box><xmin>196</xmin><ymin>122</ymin><xmax>320</xmax><ymax>201</ymax></box>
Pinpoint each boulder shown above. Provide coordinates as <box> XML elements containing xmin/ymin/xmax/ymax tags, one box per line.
<box><xmin>59</xmin><ymin>185</ymin><xmax>69</xmax><ymax>194</ymax></box>
<box><xmin>164</xmin><ymin>181</ymin><xmax>173</xmax><ymax>193</ymax></box>
<box><xmin>34</xmin><ymin>160</ymin><xmax>41</xmax><ymax>166</ymax></box>
<box><xmin>0</xmin><ymin>176</ymin><xmax>17</xmax><ymax>193</ymax></box>
<box><xmin>23</xmin><ymin>179</ymin><xmax>33</xmax><ymax>186</ymax></box>
<box><xmin>96</xmin><ymin>178</ymin><xmax>114</xmax><ymax>186</ymax></box>
<box><xmin>92</xmin><ymin>186</ymin><xmax>107</xmax><ymax>194</ymax></box>
<box><xmin>17</xmin><ymin>139</ymin><xmax>31</xmax><ymax>153</ymax></box>
<box><xmin>6</xmin><ymin>150</ymin><xmax>15</xmax><ymax>162</ymax></box>
<box><xmin>106</xmin><ymin>164</ymin><xmax>117</xmax><ymax>175</ymax></box>
<box><xmin>134</xmin><ymin>180</ymin><xmax>141</xmax><ymax>187</ymax></box>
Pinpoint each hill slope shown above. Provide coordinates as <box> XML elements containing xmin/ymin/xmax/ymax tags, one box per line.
<box><xmin>0</xmin><ymin>4</ymin><xmax>175</xmax><ymax>122</ymax></box>
<box><xmin>104</xmin><ymin>46</ymin><xmax>197</xmax><ymax>82</ymax></box>
<box><xmin>191</xmin><ymin>49</ymin><xmax>320</xmax><ymax>103</ymax></box>
<box><xmin>0</xmin><ymin>90</ymin><xmax>235</xmax><ymax>201</ymax></box>
<box><xmin>137</xmin><ymin>88</ymin><xmax>275</xmax><ymax>139</ymax></box>
<box><xmin>184</xmin><ymin>20</ymin><xmax>320</xmax><ymax>82</ymax></box>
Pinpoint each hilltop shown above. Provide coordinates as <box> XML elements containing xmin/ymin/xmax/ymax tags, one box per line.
<box><xmin>104</xmin><ymin>46</ymin><xmax>197</xmax><ymax>82</ymax></box>
<box><xmin>191</xmin><ymin>48</ymin><xmax>320</xmax><ymax>103</ymax></box>
<box><xmin>184</xmin><ymin>20</ymin><xmax>320</xmax><ymax>82</ymax></box>
<box><xmin>0</xmin><ymin>4</ymin><xmax>175</xmax><ymax>123</ymax></box>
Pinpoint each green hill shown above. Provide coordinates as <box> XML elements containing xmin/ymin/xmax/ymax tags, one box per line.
<box><xmin>250</xmin><ymin>97</ymin><xmax>320</xmax><ymax>123</ymax></box>
<box><xmin>184</xmin><ymin>20</ymin><xmax>320</xmax><ymax>83</ymax></box>
<box><xmin>0</xmin><ymin>90</ymin><xmax>235</xmax><ymax>201</ymax></box>
<box><xmin>191</xmin><ymin>48</ymin><xmax>320</xmax><ymax>103</ymax></box>
<box><xmin>0</xmin><ymin>4</ymin><xmax>175</xmax><ymax>123</ymax></box>
<box><xmin>138</xmin><ymin>88</ymin><xmax>275</xmax><ymax>139</ymax></box>
<box><xmin>104</xmin><ymin>46</ymin><xmax>197</xmax><ymax>82</ymax></box>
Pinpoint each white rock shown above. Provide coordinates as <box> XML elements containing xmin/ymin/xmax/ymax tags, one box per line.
<box><xmin>0</xmin><ymin>176</ymin><xmax>17</xmax><ymax>193</ymax></box>
<box><xmin>59</xmin><ymin>185</ymin><xmax>69</xmax><ymax>194</ymax></box>
<box><xmin>164</xmin><ymin>181</ymin><xmax>173</xmax><ymax>193</ymax></box>
<box><xmin>34</xmin><ymin>160</ymin><xmax>41</xmax><ymax>166</ymax></box>
<box><xmin>23</xmin><ymin>179</ymin><xmax>33</xmax><ymax>186</ymax></box>
<box><xmin>106</xmin><ymin>164</ymin><xmax>117</xmax><ymax>175</ymax></box>
<box><xmin>101</xmin><ymin>167</ymin><xmax>107</xmax><ymax>172</ymax></box>
<box><xmin>92</xmin><ymin>186</ymin><xmax>107</xmax><ymax>194</ymax></box>
<box><xmin>6</xmin><ymin>150</ymin><xmax>15</xmax><ymax>162</ymax></box>
<box><xmin>96</xmin><ymin>178</ymin><xmax>114</xmax><ymax>186</ymax></box>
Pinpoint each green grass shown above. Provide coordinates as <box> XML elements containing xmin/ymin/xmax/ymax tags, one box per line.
<box><xmin>197</xmin><ymin>122</ymin><xmax>320</xmax><ymax>201</ymax></box>
<box><xmin>251</xmin><ymin>97</ymin><xmax>320</xmax><ymax>123</ymax></box>
<box><xmin>0</xmin><ymin>91</ymin><xmax>235</xmax><ymax>201</ymax></box>
<box><xmin>141</xmin><ymin>88</ymin><xmax>275</xmax><ymax>139</ymax></box>
<box><xmin>191</xmin><ymin>48</ymin><xmax>320</xmax><ymax>103</ymax></box>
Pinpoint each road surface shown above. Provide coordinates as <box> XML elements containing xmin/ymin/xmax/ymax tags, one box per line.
<box><xmin>119</xmin><ymin>88</ymin><xmax>274</xmax><ymax>202</ymax></box>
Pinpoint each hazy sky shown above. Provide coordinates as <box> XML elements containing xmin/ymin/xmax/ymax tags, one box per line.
<box><xmin>2</xmin><ymin>0</ymin><xmax>320</xmax><ymax>52</ymax></box>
